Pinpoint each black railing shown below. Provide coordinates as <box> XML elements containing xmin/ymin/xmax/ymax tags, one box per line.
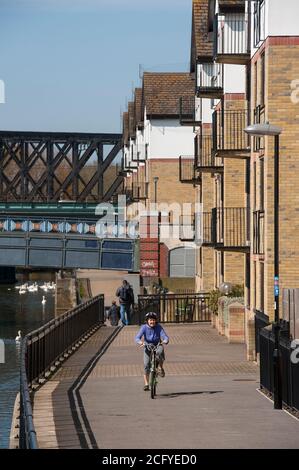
<box><xmin>196</xmin><ymin>134</ymin><xmax>223</xmax><ymax>170</ymax></box>
<box><xmin>214</xmin><ymin>12</ymin><xmax>250</xmax><ymax>63</ymax></box>
<box><xmin>138</xmin><ymin>293</ymin><xmax>212</xmax><ymax>324</ymax></box>
<box><xmin>253</xmin><ymin>210</ymin><xmax>265</xmax><ymax>255</ymax></box>
<box><xmin>200</xmin><ymin>212</ymin><xmax>214</xmax><ymax>246</ymax></box>
<box><xmin>260</xmin><ymin>322</ymin><xmax>299</xmax><ymax>413</ymax></box>
<box><xmin>132</xmin><ymin>182</ymin><xmax>149</xmax><ymax>201</ymax></box>
<box><xmin>179</xmin><ymin>156</ymin><xmax>197</xmax><ymax>183</ymax></box>
<box><xmin>253</xmin><ymin>105</ymin><xmax>265</xmax><ymax>151</ymax></box>
<box><xmin>179</xmin><ymin>215</ymin><xmax>195</xmax><ymax>242</ymax></box>
<box><xmin>179</xmin><ymin>97</ymin><xmax>201</xmax><ymax>126</ymax></box>
<box><xmin>213</xmin><ymin>109</ymin><xmax>249</xmax><ymax>154</ymax></box>
<box><xmin>20</xmin><ymin>295</ymin><xmax>105</xmax><ymax>449</ymax></box>
<box><xmin>212</xmin><ymin>207</ymin><xmax>249</xmax><ymax>248</ymax></box>
<box><xmin>197</xmin><ymin>62</ymin><xmax>224</xmax><ymax>98</ymax></box>
<box><xmin>254</xmin><ymin>309</ymin><xmax>270</xmax><ymax>354</ymax></box>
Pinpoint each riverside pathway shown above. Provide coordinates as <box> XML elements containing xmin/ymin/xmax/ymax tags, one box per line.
<box><xmin>33</xmin><ymin>323</ymin><xmax>299</xmax><ymax>449</ymax></box>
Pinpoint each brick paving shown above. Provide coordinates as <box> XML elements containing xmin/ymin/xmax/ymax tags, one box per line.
<box><xmin>33</xmin><ymin>323</ymin><xmax>299</xmax><ymax>449</ymax></box>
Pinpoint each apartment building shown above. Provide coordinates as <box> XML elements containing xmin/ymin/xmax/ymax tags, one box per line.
<box><xmin>184</xmin><ymin>0</ymin><xmax>299</xmax><ymax>358</ymax></box>
<box><xmin>122</xmin><ymin>73</ymin><xmax>197</xmax><ymax>284</ymax></box>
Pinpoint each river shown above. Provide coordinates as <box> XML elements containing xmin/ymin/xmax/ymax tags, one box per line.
<box><xmin>0</xmin><ymin>283</ymin><xmax>55</xmax><ymax>449</ymax></box>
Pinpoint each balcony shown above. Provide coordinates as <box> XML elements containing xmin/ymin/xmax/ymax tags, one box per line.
<box><xmin>179</xmin><ymin>215</ymin><xmax>195</xmax><ymax>242</ymax></box>
<box><xmin>179</xmin><ymin>97</ymin><xmax>201</xmax><ymax>127</ymax></box>
<box><xmin>214</xmin><ymin>13</ymin><xmax>250</xmax><ymax>65</ymax></box>
<box><xmin>253</xmin><ymin>210</ymin><xmax>265</xmax><ymax>255</ymax></box>
<box><xmin>179</xmin><ymin>156</ymin><xmax>199</xmax><ymax>184</ymax></box>
<box><xmin>196</xmin><ymin>134</ymin><xmax>223</xmax><ymax>173</ymax></box>
<box><xmin>199</xmin><ymin>212</ymin><xmax>214</xmax><ymax>247</ymax></box>
<box><xmin>196</xmin><ymin>61</ymin><xmax>224</xmax><ymax>99</ymax></box>
<box><xmin>212</xmin><ymin>109</ymin><xmax>250</xmax><ymax>158</ymax></box>
<box><xmin>212</xmin><ymin>207</ymin><xmax>249</xmax><ymax>251</ymax></box>
<box><xmin>132</xmin><ymin>182</ymin><xmax>149</xmax><ymax>201</ymax></box>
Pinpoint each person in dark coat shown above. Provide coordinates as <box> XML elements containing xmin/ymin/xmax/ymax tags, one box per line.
<box><xmin>107</xmin><ymin>301</ymin><xmax>120</xmax><ymax>326</ymax></box>
<box><xmin>116</xmin><ymin>280</ymin><xmax>134</xmax><ymax>326</ymax></box>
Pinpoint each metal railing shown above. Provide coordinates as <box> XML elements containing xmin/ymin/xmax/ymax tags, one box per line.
<box><xmin>253</xmin><ymin>210</ymin><xmax>265</xmax><ymax>255</ymax></box>
<box><xmin>199</xmin><ymin>212</ymin><xmax>214</xmax><ymax>246</ymax></box>
<box><xmin>197</xmin><ymin>62</ymin><xmax>224</xmax><ymax>97</ymax></box>
<box><xmin>254</xmin><ymin>309</ymin><xmax>270</xmax><ymax>354</ymax></box>
<box><xmin>260</xmin><ymin>321</ymin><xmax>299</xmax><ymax>413</ymax></box>
<box><xmin>19</xmin><ymin>295</ymin><xmax>105</xmax><ymax>449</ymax></box>
<box><xmin>196</xmin><ymin>134</ymin><xmax>223</xmax><ymax>170</ymax></box>
<box><xmin>214</xmin><ymin>12</ymin><xmax>250</xmax><ymax>61</ymax></box>
<box><xmin>213</xmin><ymin>109</ymin><xmax>249</xmax><ymax>154</ymax></box>
<box><xmin>132</xmin><ymin>182</ymin><xmax>149</xmax><ymax>201</ymax></box>
<box><xmin>179</xmin><ymin>156</ymin><xmax>197</xmax><ymax>183</ymax></box>
<box><xmin>137</xmin><ymin>293</ymin><xmax>212</xmax><ymax>324</ymax></box>
<box><xmin>179</xmin><ymin>215</ymin><xmax>195</xmax><ymax>242</ymax></box>
<box><xmin>212</xmin><ymin>207</ymin><xmax>249</xmax><ymax>248</ymax></box>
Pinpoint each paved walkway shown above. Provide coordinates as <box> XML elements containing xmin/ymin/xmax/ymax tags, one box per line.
<box><xmin>33</xmin><ymin>323</ymin><xmax>299</xmax><ymax>449</ymax></box>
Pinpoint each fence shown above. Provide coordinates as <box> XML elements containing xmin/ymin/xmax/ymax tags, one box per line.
<box><xmin>137</xmin><ymin>293</ymin><xmax>211</xmax><ymax>324</ymax></box>
<box><xmin>259</xmin><ymin>322</ymin><xmax>299</xmax><ymax>412</ymax></box>
<box><xmin>179</xmin><ymin>156</ymin><xmax>196</xmax><ymax>183</ymax></box>
<box><xmin>19</xmin><ymin>295</ymin><xmax>105</xmax><ymax>449</ymax></box>
<box><xmin>213</xmin><ymin>110</ymin><xmax>248</xmax><ymax>153</ymax></box>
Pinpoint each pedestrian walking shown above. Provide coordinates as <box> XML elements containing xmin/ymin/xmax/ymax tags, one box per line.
<box><xmin>107</xmin><ymin>300</ymin><xmax>120</xmax><ymax>326</ymax></box>
<box><xmin>116</xmin><ymin>280</ymin><xmax>134</xmax><ymax>326</ymax></box>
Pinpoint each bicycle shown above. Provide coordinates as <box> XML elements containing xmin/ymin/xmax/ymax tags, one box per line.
<box><xmin>144</xmin><ymin>343</ymin><xmax>160</xmax><ymax>399</ymax></box>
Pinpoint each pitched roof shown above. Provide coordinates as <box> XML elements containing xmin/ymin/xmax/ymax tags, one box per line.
<box><xmin>190</xmin><ymin>0</ymin><xmax>214</xmax><ymax>72</ymax></box>
<box><xmin>128</xmin><ymin>101</ymin><xmax>136</xmax><ymax>140</ymax></box>
<box><xmin>134</xmin><ymin>88</ymin><xmax>143</xmax><ymax>127</ymax></box>
<box><xmin>142</xmin><ymin>72</ymin><xmax>195</xmax><ymax>118</ymax></box>
<box><xmin>122</xmin><ymin>112</ymin><xmax>129</xmax><ymax>145</ymax></box>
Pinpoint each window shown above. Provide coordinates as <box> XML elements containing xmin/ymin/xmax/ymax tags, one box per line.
<box><xmin>259</xmin><ymin>157</ymin><xmax>264</xmax><ymax>211</ymax></box>
<box><xmin>260</xmin><ymin>52</ymin><xmax>265</xmax><ymax>107</ymax></box>
<box><xmin>254</xmin><ymin>0</ymin><xmax>265</xmax><ymax>48</ymax></box>
<box><xmin>259</xmin><ymin>262</ymin><xmax>265</xmax><ymax>312</ymax></box>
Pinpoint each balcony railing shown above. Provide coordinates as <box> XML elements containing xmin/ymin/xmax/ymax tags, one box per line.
<box><xmin>253</xmin><ymin>105</ymin><xmax>265</xmax><ymax>151</ymax></box>
<box><xmin>179</xmin><ymin>215</ymin><xmax>195</xmax><ymax>242</ymax></box>
<box><xmin>253</xmin><ymin>210</ymin><xmax>265</xmax><ymax>255</ymax></box>
<box><xmin>212</xmin><ymin>109</ymin><xmax>249</xmax><ymax>156</ymax></box>
<box><xmin>212</xmin><ymin>207</ymin><xmax>249</xmax><ymax>250</ymax></box>
<box><xmin>214</xmin><ymin>13</ymin><xmax>250</xmax><ymax>65</ymax></box>
<box><xmin>179</xmin><ymin>97</ymin><xmax>201</xmax><ymax>127</ymax></box>
<box><xmin>179</xmin><ymin>156</ymin><xmax>198</xmax><ymax>184</ymax></box>
<box><xmin>197</xmin><ymin>62</ymin><xmax>224</xmax><ymax>99</ymax></box>
<box><xmin>132</xmin><ymin>182</ymin><xmax>149</xmax><ymax>201</ymax></box>
<box><xmin>200</xmin><ymin>212</ymin><xmax>214</xmax><ymax>246</ymax></box>
<box><xmin>196</xmin><ymin>134</ymin><xmax>223</xmax><ymax>171</ymax></box>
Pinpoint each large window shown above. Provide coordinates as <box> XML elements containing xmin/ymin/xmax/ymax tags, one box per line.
<box><xmin>254</xmin><ymin>0</ymin><xmax>265</xmax><ymax>48</ymax></box>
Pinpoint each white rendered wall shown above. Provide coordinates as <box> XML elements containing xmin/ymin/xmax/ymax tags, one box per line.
<box><xmin>224</xmin><ymin>64</ymin><xmax>246</xmax><ymax>94</ymax></box>
<box><xmin>200</xmin><ymin>98</ymin><xmax>213</xmax><ymax>124</ymax></box>
<box><xmin>148</xmin><ymin>119</ymin><xmax>194</xmax><ymax>159</ymax></box>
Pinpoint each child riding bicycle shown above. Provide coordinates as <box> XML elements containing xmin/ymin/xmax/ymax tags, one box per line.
<box><xmin>135</xmin><ymin>312</ymin><xmax>169</xmax><ymax>391</ymax></box>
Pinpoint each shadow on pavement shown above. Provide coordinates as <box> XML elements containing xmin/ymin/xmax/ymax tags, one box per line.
<box><xmin>158</xmin><ymin>390</ymin><xmax>224</xmax><ymax>399</ymax></box>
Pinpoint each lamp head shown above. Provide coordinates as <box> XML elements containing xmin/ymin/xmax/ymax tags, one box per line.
<box><xmin>244</xmin><ymin>122</ymin><xmax>282</xmax><ymax>137</ymax></box>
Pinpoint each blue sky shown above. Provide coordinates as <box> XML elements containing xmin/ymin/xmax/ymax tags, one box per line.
<box><xmin>0</xmin><ymin>0</ymin><xmax>192</xmax><ymax>133</ymax></box>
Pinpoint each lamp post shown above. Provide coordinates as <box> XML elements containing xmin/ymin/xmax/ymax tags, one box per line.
<box><xmin>245</xmin><ymin>122</ymin><xmax>282</xmax><ymax>410</ymax></box>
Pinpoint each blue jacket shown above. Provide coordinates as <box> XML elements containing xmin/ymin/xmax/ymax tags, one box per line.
<box><xmin>135</xmin><ymin>324</ymin><xmax>169</xmax><ymax>346</ymax></box>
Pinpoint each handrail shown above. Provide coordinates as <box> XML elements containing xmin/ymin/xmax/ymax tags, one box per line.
<box><xmin>19</xmin><ymin>295</ymin><xmax>105</xmax><ymax>449</ymax></box>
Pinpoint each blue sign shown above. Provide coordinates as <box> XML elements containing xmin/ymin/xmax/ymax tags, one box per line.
<box><xmin>274</xmin><ymin>276</ymin><xmax>279</xmax><ymax>296</ymax></box>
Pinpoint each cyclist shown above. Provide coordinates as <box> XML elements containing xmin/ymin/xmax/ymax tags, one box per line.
<box><xmin>135</xmin><ymin>312</ymin><xmax>169</xmax><ymax>391</ymax></box>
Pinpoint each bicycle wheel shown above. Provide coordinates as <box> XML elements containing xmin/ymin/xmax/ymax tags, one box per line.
<box><xmin>149</xmin><ymin>371</ymin><xmax>156</xmax><ymax>399</ymax></box>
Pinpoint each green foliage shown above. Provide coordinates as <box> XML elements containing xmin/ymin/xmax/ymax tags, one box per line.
<box><xmin>208</xmin><ymin>284</ymin><xmax>244</xmax><ymax>315</ymax></box>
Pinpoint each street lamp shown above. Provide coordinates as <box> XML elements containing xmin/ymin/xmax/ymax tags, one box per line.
<box><xmin>244</xmin><ymin>122</ymin><xmax>282</xmax><ymax>410</ymax></box>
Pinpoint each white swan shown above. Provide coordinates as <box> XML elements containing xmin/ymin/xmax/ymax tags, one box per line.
<box><xmin>19</xmin><ymin>289</ymin><xmax>26</xmax><ymax>295</ymax></box>
<box><xmin>15</xmin><ymin>330</ymin><xmax>22</xmax><ymax>342</ymax></box>
<box><xmin>42</xmin><ymin>296</ymin><xmax>46</xmax><ymax>305</ymax></box>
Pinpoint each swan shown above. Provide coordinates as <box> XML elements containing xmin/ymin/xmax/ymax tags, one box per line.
<box><xmin>15</xmin><ymin>330</ymin><xmax>22</xmax><ymax>342</ymax></box>
<box><xmin>42</xmin><ymin>296</ymin><xmax>46</xmax><ymax>305</ymax></box>
<box><xmin>19</xmin><ymin>289</ymin><xmax>26</xmax><ymax>295</ymax></box>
